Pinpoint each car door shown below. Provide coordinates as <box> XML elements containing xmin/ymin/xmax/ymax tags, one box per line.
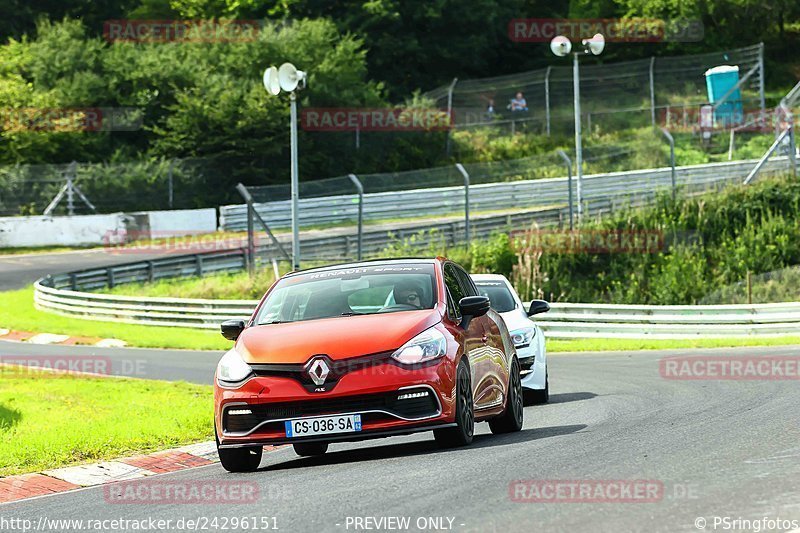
<box><xmin>452</xmin><ymin>265</ymin><xmax>509</xmax><ymax>411</ymax></box>
<box><xmin>443</xmin><ymin>263</ymin><xmax>486</xmax><ymax>400</ymax></box>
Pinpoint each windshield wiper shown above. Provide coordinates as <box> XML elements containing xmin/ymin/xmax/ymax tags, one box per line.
<box><xmin>340</xmin><ymin>312</ymin><xmax>367</xmax><ymax>316</ymax></box>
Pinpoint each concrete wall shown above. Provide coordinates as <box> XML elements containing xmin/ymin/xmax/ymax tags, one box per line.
<box><xmin>0</xmin><ymin>214</ymin><xmax>126</xmax><ymax>247</ymax></box>
<box><xmin>0</xmin><ymin>208</ymin><xmax>219</xmax><ymax>248</ymax></box>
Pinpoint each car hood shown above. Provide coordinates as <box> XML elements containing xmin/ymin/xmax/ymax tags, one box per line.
<box><xmin>499</xmin><ymin>309</ymin><xmax>535</xmax><ymax>331</ymax></box>
<box><xmin>236</xmin><ymin>309</ymin><xmax>443</xmax><ymax>364</ymax></box>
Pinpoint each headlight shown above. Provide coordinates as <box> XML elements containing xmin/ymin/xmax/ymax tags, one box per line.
<box><xmin>217</xmin><ymin>349</ymin><xmax>253</xmax><ymax>384</ymax></box>
<box><xmin>392</xmin><ymin>327</ymin><xmax>447</xmax><ymax>365</ymax></box>
<box><xmin>510</xmin><ymin>327</ymin><xmax>536</xmax><ymax>348</ymax></box>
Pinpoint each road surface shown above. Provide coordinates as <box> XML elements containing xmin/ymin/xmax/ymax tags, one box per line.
<box><xmin>2</xmin><ymin>344</ymin><xmax>799</xmax><ymax>532</ymax></box>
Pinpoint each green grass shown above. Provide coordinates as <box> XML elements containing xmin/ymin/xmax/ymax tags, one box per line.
<box><xmin>0</xmin><ymin>365</ymin><xmax>213</xmax><ymax>476</ymax></box>
<box><xmin>549</xmin><ymin>336</ymin><xmax>800</xmax><ymax>352</ymax></box>
<box><xmin>0</xmin><ymin>287</ymin><xmax>232</xmax><ymax>350</ymax></box>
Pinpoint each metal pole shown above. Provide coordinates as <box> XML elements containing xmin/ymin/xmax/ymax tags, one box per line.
<box><xmin>289</xmin><ymin>92</ymin><xmax>300</xmax><ymax>270</ymax></box>
<box><xmin>659</xmin><ymin>128</ymin><xmax>676</xmax><ymax>200</ymax></box>
<box><xmin>573</xmin><ymin>53</ymin><xmax>583</xmax><ymax>220</ymax></box>
<box><xmin>445</xmin><ymin>77</ymin><xmax>458</xmax><ymax>156</ymax></box>
<box><xmin>556</xmin><ymin>149</ymin><xmax>573</xmax><ymax>230</ymax></box>
<box><xmin>758</xmin><ymin>42</ymin><xmax>766</xmax><ymax>114</ymax></box>
<box><xmin>728</xmin><ymin>128</ymin><xmax>736</xmax><ymax>160</ymax></box>
<box><xmin>649</xmin><ymin>56</ymin><xmax>656</xmax><ymax>127</ymax></box>
<box><xmin>355</xmin><ymin>123</ymin><xmax>360</xmax><ymax>150</ymax></box>
<box><xmin>168</xmin><ymin>160</ymin><xmax>174</xmax><ymax>209</ymax></box>
<box><xmin>545</xmin><ymin>66</ymin><xmax>551</xmax><ymax>136</ymax></box>
<box><xmin>790</xmin><ymin>125</ymin><xmax>797</xmax><ymax>178</ymax></box>
<box><xmin>347</xmin><ymin>174</ymin><xmax>364</xmax><ymax>260</ymax></box>
<box><xmin>455</xmin><ymin>163</ymin><xmax>470</xmax><ymax>247</ymax></box>
<box><xmin>246</xmin><ymin>198</ymin><xmax>255</xmax><ymax>275</ymax></box>
<box><xmin>66</xmin><ymin>161</ymin><xmax>77</xmax><ymax>216</ymax></box>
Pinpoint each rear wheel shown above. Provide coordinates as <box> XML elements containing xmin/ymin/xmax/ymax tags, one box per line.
<box><xmin>489</xmin><ymin>358</ymin><xmax>524</xmax><ymax>434</ymax></box>
<box><xmin>434</xmin><ymin>359</ymin><xmax>474</xmax><ymax>447</ymax></box>
<box><xmin>216</xmin><ymin>430</ymin><xmax>262</xmax><ymax>473</ymax></box>
<box><xmin>293</xmin><ymin>442</ymin><xmax>329</xmax><ymax>457</ymax></box>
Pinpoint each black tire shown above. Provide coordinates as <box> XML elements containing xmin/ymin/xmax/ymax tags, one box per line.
<box><xmin>293</xmin><ymin>442</ymin><xmax>329</xmax><ymax>457</ymax></box>
<box><xmin>434</xmin><ymin>359</ymin><xmax>474</xmax><ymax>447</ymax></box>
<box><xmin>216</xmin><ymin>430</ymin><xmax>262</xmax><ymax>473</ymax></box>
<box><xmin>489</xmin><ymin>358</ymin><xmax>524</xmax><ymax>434</ymax></box>
<box><xmin>524</xmin><ymin>372</ymin><xmax>549</xmax><ymax>405</ymax></box>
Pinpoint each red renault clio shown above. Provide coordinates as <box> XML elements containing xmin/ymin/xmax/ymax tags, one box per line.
<box><xmin>214</xmin><ymin>258</ymin><xmax>523</xmax><ymax>472</ymax></box>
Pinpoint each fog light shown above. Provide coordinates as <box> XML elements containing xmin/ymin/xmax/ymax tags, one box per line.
<box><xmin>228</xmin><ymin>409</ymin><xmax>252</xmax><ymax>415</ymax></box>
<box><xmin>397</xmin><ymin>391</ymin><xmax>429</xmax><ymax>400</ymax></box>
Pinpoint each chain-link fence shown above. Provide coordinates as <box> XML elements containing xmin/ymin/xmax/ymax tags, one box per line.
<box><xmin>425</xmin><ymin>44</ymin><xmax>765</xmax><ymax>136</ymax></box>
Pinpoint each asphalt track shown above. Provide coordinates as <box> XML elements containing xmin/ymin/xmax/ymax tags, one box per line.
<box><xmin>0</xmin><ymin>249</ymin><xmax>174</xmax><ymax>291</ymax></box>
<box><xmin>2</xmin><ymin>343</ymin><xmax>800</xmax><ymax>532</ymax></box>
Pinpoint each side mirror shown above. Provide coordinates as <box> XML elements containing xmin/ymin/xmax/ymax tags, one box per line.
<box><xmin>527</xmin><ymin>300</ymin><xmax>551</xmax><ymax>316</ymax></box>
<box><xmin>221</xmin><ymin>319</ymin><xmax>245</xmax><ymax>341</ymax></box>
<box><xmin>459</xmin><ymin>295</ymin><xmax>490</xmax><ymax>329</ymax></box>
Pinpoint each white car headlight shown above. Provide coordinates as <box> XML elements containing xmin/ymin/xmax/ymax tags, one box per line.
<box><xmin>392</xmin><ymin>327</ymin><xmax>447</xmax><ymax>365</ymax></box>
<box><xmin>510</xmin><ymin>327</ymin><xmax>536</xmax><ymax>348</ymax></box>
<box><xmin>217</xmin><ymin>349</ymin><xmax>253</xmax><ymax>384</ymax></box>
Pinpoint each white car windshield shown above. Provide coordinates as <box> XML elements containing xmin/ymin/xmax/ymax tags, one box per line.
<box><xmin>475</xmin><ymin>282</ymin><xmax>517</xmax><ymax>313</ymax></box>
<box><xmin>255</xmin><ymin>264</ymin><xmax>437</xmax><ymax>325</ymax></box>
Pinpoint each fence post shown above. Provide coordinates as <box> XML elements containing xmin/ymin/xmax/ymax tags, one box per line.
<box><xmin>66</xmin><ymin>162</ymin><xmax>76</xmax><ymax>216</ymax></box>
<box><xmin>758</xmin><ymin>42</ymin><xmax>766</xmax><ymax>114</ymax></box>
<box><xmin>649</xmin><ymin>57</ymin><xmax>656</xmax><ymax>127</ymax></box>
<box><xmin>790</xmin><ymin>125</ymin><xmax>797</xmax><ymax>178</ymax></box>
<box><xmin>556</xmin><ymin>149</ymin><xmax>573</xmax><ymax>230</ymax></box>
<box><xmin>455</xmin><ymin>163</ymin><xmax>470</xmax><ymax>247</ymax></box>
<box><xmin>347</xmin><ymin>174</ymin><xmax>364</xmax><ymax>260</ymax></box>
<box><xmin>445</xmin><ymin>77</ymin><xmax>458</xmax><ymax>156</ymax></box>
<box><xmin>659</xmin><ymin>128</ymin><xmax>676</xmax><ymax>200</ymax></box>
<box><xmin>545</xmin><ymin>66</ymin><xmax>552</xmax><ymax>136</ymax></box>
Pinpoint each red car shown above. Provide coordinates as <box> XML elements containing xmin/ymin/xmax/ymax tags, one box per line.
<box><xmin>214</xmin><ymin>258</ymin><xmax>523</xmax><ymax>472</ymax></box>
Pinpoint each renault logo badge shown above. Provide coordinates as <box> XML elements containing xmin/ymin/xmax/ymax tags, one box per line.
<box><xmin>307</xmin><ymin>357</ymin><xmax>330</xmax><ymax>386</ymax></box>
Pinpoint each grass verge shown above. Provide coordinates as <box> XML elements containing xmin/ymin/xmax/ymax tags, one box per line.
<box><xmin>0</xmin><ymin>365</ymin><xmax>212</xmax><ymax>477</ymax></box>
<box><xmin>0</xmin><ymin>287</ymin><xmax>232</xmax><ymax>351</ymax></box>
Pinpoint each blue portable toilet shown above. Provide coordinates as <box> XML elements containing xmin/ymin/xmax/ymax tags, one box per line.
<box><xmin>704</xmin><ymin>65</ymin><xmax>744</xmax><ymax>127</ymax></box>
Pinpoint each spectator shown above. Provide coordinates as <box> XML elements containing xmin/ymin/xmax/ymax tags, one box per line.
<box><xmin>509</xmin><ymin>92</ymin><xmax>528</xmax><ymax>112</ymax></box>
<box><xmin>486</xmin><ymin>98</ymin><xmax>495</xmax><ymax>120</ymax></box>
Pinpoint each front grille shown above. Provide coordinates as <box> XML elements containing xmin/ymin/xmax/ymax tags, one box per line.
<box><xmin>223</xmin><ymin>388</ymin><xmax>440</xmax><ymax>434</ymax></box>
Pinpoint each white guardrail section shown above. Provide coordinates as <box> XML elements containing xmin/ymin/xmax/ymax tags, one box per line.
<box><xmin>32</xmin><ymin>281</ymin><xmax>800</xmax><ymax>338</ymax></box>
<box><xmin>220</xmin><ymin>157</ymin><xmax>790</xmax><ymax>231</ymax></box>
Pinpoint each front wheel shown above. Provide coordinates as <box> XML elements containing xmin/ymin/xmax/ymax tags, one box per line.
<box><xmin>434</xmin><ymin>359</ymin><xmax>474</xmax><ymax>448</ymax></box>
<box><xmin>216</xmin><ymin>430</ymin><xmax>262</xmax><ymax>473</ymax></box>
<box><xmin>489</xmin><ymin>358</ymin><xmax>523</xmax><ymax>434</ymax></box>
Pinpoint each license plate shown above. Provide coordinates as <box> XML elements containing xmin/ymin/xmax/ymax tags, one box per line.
<box><xmin>285</xmin><ymin>414</ymin><xmax>362</xmax><ymax>438</ymax></box>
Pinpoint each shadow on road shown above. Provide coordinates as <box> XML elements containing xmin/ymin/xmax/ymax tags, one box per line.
<box><xmin>262</xmin><ymin>424</ymin><xmax>587</xmax><ymax>472</ymax></box>
<box><xmin>548</xmin><ymin>392</ymin><xmax>597</xmax><ymax>404</ymax></box>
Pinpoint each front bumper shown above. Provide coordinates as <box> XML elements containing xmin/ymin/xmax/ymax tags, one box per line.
<box><xmin>517</xmin><ymin>345</ymin><xmax>546</xmax><ymax>390</ymax></box>
<box><xmin>215</xmin><ymin>358</ymin><xmax>456</xmax><ymax>447</ymax></box>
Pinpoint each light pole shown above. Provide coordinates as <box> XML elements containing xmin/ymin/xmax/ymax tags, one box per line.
<box><xmin>264</xmin><ymin>63</ymin><xmax>307</xmax><ymax>270</ymax></box>
<box><xmin>550</xmin><ymin>34</ymin><xmax>605</xmax><ymax>222</ymax></box>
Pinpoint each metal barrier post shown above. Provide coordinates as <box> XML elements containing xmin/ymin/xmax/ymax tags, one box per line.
<box><xmin>347</xmin><ymin>174</ymin><xmax>364</xmax><ymax>260</ymax></box>
<box><xmin>246</xmin><ymin>200</ymin><xmax>255</xmax><ymax>274</ymax></box>
<box><xmin>649</xmin><ymin>57</ymin><xmax>656</xmax><ymax>127</ymax></box>
<box><xmin>445</xmin><ymin>78</ymin><xmax>458</xmax><ymax>155</ymax></box>
<box><xmin>545</xmin><ymin>66</ymin><xmax>551</xmax><ymax>136</ymax></box>
<box><xmin>556</xmin><ymin>150</ymin><xmax>574</xmax><ymax>230</ymax></box>
<box><xmin>659</xmin><ymin>128</ymin><xmax>676</xmax><ymax>200</ymax></box>
<box><xmin>455</xmin><ymin>163</ymin><xmax>470</xmax><ymax>247</ymax></box>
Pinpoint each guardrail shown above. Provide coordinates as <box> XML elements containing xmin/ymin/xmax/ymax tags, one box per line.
<box><xmin>32</xmin><ymin>280</ymin><xmax>800</xmax><ymax>338</ymax></box>
<box><xmin>220</xmin><ymin>157</ymin><xmax>790</xmax><ymax>231</ymax></box>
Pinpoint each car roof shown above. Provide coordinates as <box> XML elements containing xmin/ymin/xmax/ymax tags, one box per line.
<box><xmin>284</xmin><ymin>257</ymin><xmax>443</xmax><ymax>278</ymax></box>
<box><xmin>471</xmin><ymin>273</ymin><xmax>511</xmax><ymax>283</ymax></box>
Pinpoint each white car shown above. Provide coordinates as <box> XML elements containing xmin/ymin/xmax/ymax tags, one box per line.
<box><xmin>471</xmin><ymin>274</ymin><xmax>550</xmax><ymax>405</ymax></box>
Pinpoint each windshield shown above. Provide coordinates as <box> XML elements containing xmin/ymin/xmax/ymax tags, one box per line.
<box><xmin>254</xmin><ymin>264</ymin><xmax>437</xmax><ymax>325</ymax></box>
<box><xmin>475</xmin><ymin>282</ymin><xmax>517</xmax><ymax>313</ymax></box>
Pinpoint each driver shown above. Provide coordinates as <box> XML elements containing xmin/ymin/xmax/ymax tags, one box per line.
<box><xmin>392</xmin><ymin>279</ymin><xmax>426</xmax><ymax>309</ymax></box>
